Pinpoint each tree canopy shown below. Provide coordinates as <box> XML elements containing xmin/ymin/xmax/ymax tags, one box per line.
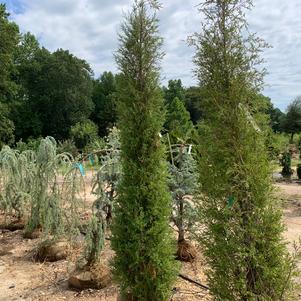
<box><xmin>91</xmin><ymin>71</ymin><xmax>117</xmax><ymax>137</ymax></box>
<box><xmin>0</xmin><ymin>4</ymin><xmax>19</xmax><ymax>147</ymax></box>
<box><xmin>281</xmin><ymin>96</ymin><xmax>301</xmax><ymax>141</ymax></box>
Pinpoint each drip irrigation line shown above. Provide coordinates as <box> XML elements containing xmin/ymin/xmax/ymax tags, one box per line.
<box><xmin>178</xmin><ymin>273</ymin><xmax>209</xmax><ymax>290</ymax></box>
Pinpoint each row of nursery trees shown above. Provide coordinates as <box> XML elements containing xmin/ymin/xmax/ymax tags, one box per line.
<box><xmin>0</xmin><ymin>0</ymin><xmax>300</xmax><ymax>300</ymax></box>
<box><xmin>0</xmin><ymin>128</ymin><xmax>196</xmax><ymax>273</ymax></box>
<box><xmin>0</xmin><ymin>130</ymin><xmax>121</xmax><ymax>264</ymax></box>
<box><xmin>110</xmin><ymin>0</ymin><xmax>299</xmax><ymax>300</ymax></box>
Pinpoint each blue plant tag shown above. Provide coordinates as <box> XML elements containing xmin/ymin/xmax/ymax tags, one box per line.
<box><xmin>74</xmin><ymin>163</ymin><xmax>85</xmax><ymax>176</ymax></box>
<box><xmin>227</xmin><ymin>196</ymin><xmax>235</xmax><ymax>208</ymax></box>
<box><xmin>88</xmin><ymin>154</ymin><xmax>95</xmax><ymax>165</ymax></box>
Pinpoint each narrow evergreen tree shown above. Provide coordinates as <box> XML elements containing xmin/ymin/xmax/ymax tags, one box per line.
<box><xmin>163</xmin><ymin>79</ymin><xmax>185</xmax><ymax>105</ymax></box>
<box><xmin>280</xmin><ymin>151</ymin><xmax>293</xmax><ymax>179</ymax></box>
<box><xmin>165</xmin><ymin>97</ymin><xmax>193</xmax><ymax>143</ymax></box>
<box><xmin>192</xmin><ymin>0</ymin><xmax>294</xmax><ymax>299</ymax></box>
<box><xmin>112</xmin><ymin>1</ymin><xmax>178</xmax><ymax>300</ymax></box>
<box><xmin>168</xmin><ymin>145</ymin><xmax>198</xmax><ymax>262</ymax></box>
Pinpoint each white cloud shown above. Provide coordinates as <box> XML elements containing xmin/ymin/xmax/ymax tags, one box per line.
<box><xmin>5</xmin><ymin>0</ymin><xmax>301</xmax><ymax>111</ymax></box>
<box><xmin>248</xmin><ymin>0</ymin><xmax>301</xmax><ymax>110</ymax></box>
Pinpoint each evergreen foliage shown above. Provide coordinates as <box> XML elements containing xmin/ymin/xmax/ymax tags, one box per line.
<box><xmin>84</xmin><ymin>211</ymin><xmax>105</xmax><ymax>266</ymax></box>
<box><xmin>85</xmin><ymin>127</ymin><xmax>121</xmax><ymax>266</ymax></box>
<box><xmin>25</xmin><ymin>137</ymin><xmax>71</xmax><ymax>236</ymax></box>
<box><xmin>280</xmin><ymin>151</ymin><xmax>293</xmax><ymax>179</ymax></box>
<box><xmin>163</xmin><ymin>79</ymin><xmax>185</xmax><ymax>105</ymax></box>
<box><xmin>184</xmin><ymin>86</ymin><xmax>204</xmax><ymax>124</ymax></box>
<box><xmin>0</xmin><ymin>137</ymin><xmax>83</xmax><ymax>241</ymax></box>
<box><xmin>192</xmin><ymin>0</ymin><xmax>293</xmax><ymax>299</ymax></box>
<box><xmin>0</xmin><ymin>146</ymin><xmax>35</xmax><ymax>220</ymax></box>
<box><xmin>61</xmin><ymin>162</ymin><xmax>86</xmax><ymax>240</ymax></box>
<box><xmin>165</xmin><ymin>97</ymin><xmax>193</xmax><ymax>143</ymax></box>
<box><xmin>92</xmin><ymin>127</ymin><xmax>121</xmax><ymax>225</ymax></box>
<box><xmin>168</xmin><ymin>145</ymin><xmax>198</xmax><ymax>243</ymax></box>
<box><xmin>112</xmin><ymin>1</ymin><xmax>178</xmax><ymax>300</ymax></box>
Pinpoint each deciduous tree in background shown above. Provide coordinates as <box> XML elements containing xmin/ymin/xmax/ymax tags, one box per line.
<box><xmin>112</xmin><ymin>1</ymin><xmax>178</xmax><ymax>300</ymax></box>
<box><xmin>11</xmin><ymin>32</ymin><xmax>42</xmax><ymax>140</ymax></box>
<box><xmin>192</xmin><ymin>0</ymin><xmax>293</xmax><ymax>299</ymax></box>
<box><xmin>70</xmin><ymin>119</ymin><xmax>98</xmax><ymax>151</ymax></box>
<box><xmin>13</xmin><ymin>47</ymin><xmax>94</xmax><ymax>141</ymax></box>
<box><xmin>0</xmin><ymin>4</ymin><xmax>19</xmax><ymax>147</ymax></box>
<box><xmin>91</xmin><ymin>71</ymin><xmax>118</xmax><ymax>137</ymax></box>
<box><xmin>281</xmin><ymin>96</ymin><xmax>301</xmax><ymax>142</ymax></box>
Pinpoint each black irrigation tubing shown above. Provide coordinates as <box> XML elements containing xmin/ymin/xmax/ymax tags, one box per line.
<box><xmin>178</xmin><ymin>274</ymin><xmax>209</xmax><ymax>291</ymax></box>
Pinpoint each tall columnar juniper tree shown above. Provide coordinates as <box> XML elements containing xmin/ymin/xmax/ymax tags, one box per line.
<box><xmin>112</xmin><ymin>1</ymin><xmax>178</xmax><ymax>300</ymax></box>
<box><xmin>192</xmin><ymin>0</ymin><xmax>293</xmax><ymax>300</ymax></box>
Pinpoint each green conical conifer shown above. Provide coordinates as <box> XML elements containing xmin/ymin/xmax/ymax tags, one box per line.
<box><xmin>165</xmin><ymin>97</ymin><xmax>193</xmax><ymax>144</ymax></box>
<box><xmin>192</xmin><ymin>0</ymin><xmax>294</xmax><ymax>299</ymax></box>
<box><xmin>111</xmin><ymin>1</ymin><xmax>178</xmax><ymax>300</ymax></box>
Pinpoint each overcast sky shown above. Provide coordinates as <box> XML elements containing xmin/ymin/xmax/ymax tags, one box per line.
<box><xmin>2</xmin><ymin>0</ymin><xmax>301</xmax><ymax>111</ymax></box>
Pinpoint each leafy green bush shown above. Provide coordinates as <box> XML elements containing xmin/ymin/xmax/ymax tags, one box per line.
<box><xmin>84</xmin><ymin>137</ymin><xmax>105</xmax><ymax>154</ymax></box>
<box><xmin>0</xmin><ymin>103</ymin><xmax>15</xmax><ymax>150</ymax></box>
<box><xmin>57</xmin><ymin>139</ymin><xmax>78</xmax><ymax>158</ymax></box>
<box><xmin>15</xmin><ymin>137</ymin><xmax>42</xmax><ymax>152</ymax></box>
<box><xmin>266</xmin><ymin>133</ymin><xmax>290</xmax><ymax>160</ymax></box>
<box><xmin>70</xmin><ymin>119</ymin><xmax>98</xmax><ymax>151</ymax></box>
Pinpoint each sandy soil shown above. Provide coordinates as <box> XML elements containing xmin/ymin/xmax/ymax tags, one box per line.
<box><xmin>0</xmin><ymin>229</ymin><xmax>209</xmax><ymax>301</ymax></box>
<box><xmin>0</xmin><ymin>178</ymin><xmax>300</xmax><ymax>301</ymax></box>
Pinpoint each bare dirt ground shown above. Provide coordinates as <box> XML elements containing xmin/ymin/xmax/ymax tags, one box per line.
<box><xmin>276</xmin><ymin>182</ymin><xmax>301</xmax><ymax>245</ymax></box>
<box><xmin>0</xmin><ymin>178</ymin><xmax>300</xmax><ymax>301</ymax></box>
<box><xmin>0</xmin><ymin>230</ymin><xmax>209</xmax><ymax>301</ymax></box>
